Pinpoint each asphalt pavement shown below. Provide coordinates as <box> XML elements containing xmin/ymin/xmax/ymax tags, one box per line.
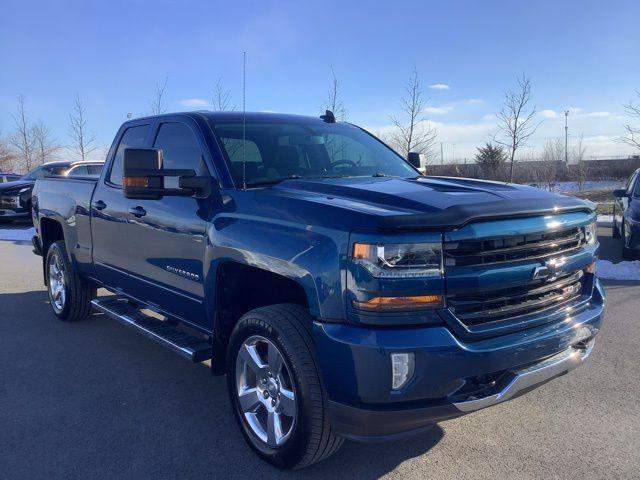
<box><xmin>0</xmin><ymin>223</ymin><xmax>638</xmax><ymax>479</ymax></box>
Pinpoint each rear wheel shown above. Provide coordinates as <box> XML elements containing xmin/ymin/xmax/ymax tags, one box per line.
<box><xmin>46</xmin><ymin>240</ymin><xmax>96</xmax><ymax>321</ymax></box>
<box><xmin>226</xmin><ymin>304</ymin><xmax>343</xmax><ymax>469</ymax></box>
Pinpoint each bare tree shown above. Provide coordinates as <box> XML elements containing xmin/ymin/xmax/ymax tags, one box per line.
<box><xmin>68</xmin><ymin>94</ymin><xmax>97</xmax><ymax>161</ymax></box>
<box><xmin>572</xmin><ymin>133</ymin><xmax>589</xmax><ymax>191</ymax></box>
<box><xmin>539</xmin><ymin>138</ymin><xmax>564</xmax><ymax>191</ymax></box>
<box><xmin>621</xmin><ymin>90</ymin><xmax>640</xmax><ymax>151</ymax></box>
<box><xmin>32</xmin><ymin>120</ymin><xmax>59</xmax><ymax>165</ymax></box>
<box><xmin>150</xmin><ymin>77</ymin><xmax>168</xmax><ymax>115</ymax></box>
<box><xmin>390</xmin><ymin>68</ymin><xmax>437</xmax><ymax>160</ymax></box>
<box><xmin>322</xmin><ymin>66</ymin><xmax>346</xmax><ymax>120</ymax></box>
<box><xmin>0</xmin><ymin>131</ymin><xmax>17</xmax><ymax>172</ymax></box>
<box><xmin>494</xmin><ymin>75</ymin><xmax>540</xmax><ymax>182</ymax></box>
<box><xmin>9</xmin><ymin>94</ymin><xmax>35</xmax><ymax>172</ymax></box>
<box><xmin>211</xmin><ymin>77</ymin><xmax>234</xmax><ymax>111</ymax></box>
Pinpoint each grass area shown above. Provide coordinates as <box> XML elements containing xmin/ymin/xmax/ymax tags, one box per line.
<box><xmin>566</xmin><ymin>188</ymin><xmax>616</xmax><ymax>215</ymax></box>
<box><xmin>597</xmin><ymin>203</ymin><xmax>614</xmax><ymax>215</ymax></box>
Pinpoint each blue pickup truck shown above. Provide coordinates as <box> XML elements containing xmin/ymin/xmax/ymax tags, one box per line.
<box><xmin>31</xmin><ymin>111</ymin><xmax>604</xmax><ymax>469</ymax></box>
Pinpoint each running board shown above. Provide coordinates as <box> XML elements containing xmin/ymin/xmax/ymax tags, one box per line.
<box><xmin>91</xmin><ymin>297</ymin><xmax>212</xmax><ymax>363</ymax></box>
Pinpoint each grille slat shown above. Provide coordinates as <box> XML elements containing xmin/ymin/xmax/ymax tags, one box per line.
<box><xmin>445</xmin><ymin>227</ymin><xmax>586</xmax><ymax>267</ymax></box>
<box><xmin>445</xmin><ymin>225</ymin><xmax>590</xmax><ymax>328</ymax></box>
<box><xmin>448</xmin><ymin>271</ymin><xmax>585</xmax><ymax>325</ymax></box>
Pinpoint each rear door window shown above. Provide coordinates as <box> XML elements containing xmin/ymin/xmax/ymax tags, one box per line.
<box><xmin>109</xmin><ymin>125</ymin><xmax>150</xmax><ymax>186</ymax></box>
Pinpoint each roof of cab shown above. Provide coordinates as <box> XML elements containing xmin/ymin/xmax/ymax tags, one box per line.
<box><xmin>130</xmin><ymin>110</ymin><xmax>330</xmax><ymax>125</ymax></box>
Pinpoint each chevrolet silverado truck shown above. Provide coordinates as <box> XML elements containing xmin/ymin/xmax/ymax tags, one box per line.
<box><xmin>31</xmin><ymin>111</ymin><xmax>604</xmax><ymax>469</ymax></box>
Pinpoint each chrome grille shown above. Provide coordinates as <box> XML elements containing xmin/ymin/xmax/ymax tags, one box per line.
<box><xmin>447</xmin><ymin>269</ymin><xmax>585</xmax><ymax>326</ymax></box>
<box><xmin>444</xmin><ymin>227</ymin><xmax>586</xmax><ymax>267</ymax></box>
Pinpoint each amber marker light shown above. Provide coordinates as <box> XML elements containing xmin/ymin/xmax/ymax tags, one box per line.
<box><xmin>353</xmin><ymin>242</ymin><xmax>374</xmax><ymax>259</ymax></box>
<box><xmin>123</xmin><ymin>176</ymin><xmax>149</xmax><ymax>187</ymax></box>
<box><xmin>353</xmin><ymin>295</ymin><xmax>444</xmax><ymax>311</ymax></box>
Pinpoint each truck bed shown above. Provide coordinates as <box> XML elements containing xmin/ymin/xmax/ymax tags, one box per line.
<box><xmin>32</xmin><ymin>176</ymin><xmax>99</xmax><ymax>275</ymax></box>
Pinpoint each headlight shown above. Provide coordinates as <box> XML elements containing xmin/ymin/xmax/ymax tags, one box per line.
<box><xmin>353</xmin><ymin>242</ymin><xmax>443</xmax><ymax>278</ymax></box>
<box><xmin>584</xmin><ymin>221</ymin><xmax>597</xmax><ymax>245</ymax></box>
<box><xmin>17</xmin><ymin>187</ymin><xmax>30</xmax><ymax>194</ymax></box>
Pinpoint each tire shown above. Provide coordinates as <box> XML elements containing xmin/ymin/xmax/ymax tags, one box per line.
<box><xmin>46</xmin><ymin>240</ymin><xmax>96</xmax><ymax>321</ymax></box>
<box><xmin>226</xmin><ymin>304</ymin><xmax>343</xmax><ymax>469</ymax></box>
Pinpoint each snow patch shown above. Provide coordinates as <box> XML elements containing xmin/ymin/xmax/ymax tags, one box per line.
<box><xmin>597</xmin><ymin>215</ymin><xmax>614</xmax><ymax>226</ymax></box>
<box><xmin>0</xmin><ymin>227</ymin><xmax>35</xmax><ymax>242</ymax></box>
<box><xmin>596</xmin><ymin>260</ymin><xmax>640</xmax><ymax>281</ymax></box>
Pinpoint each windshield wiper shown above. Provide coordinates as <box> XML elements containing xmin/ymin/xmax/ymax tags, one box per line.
<box><xmin>372</xmin><ymin>172</ymin><xmax>386</xmax><ymax>177</ymax></box>
<box><xmin>245</xmin><ymin>175</ymin><xmax>301</xmax><ymax>188</ymax></box>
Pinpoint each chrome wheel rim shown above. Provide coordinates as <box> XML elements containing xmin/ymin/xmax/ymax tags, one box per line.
<box><xmin>48</xmin><ymin>252</ymin><xmax>66</xmax><ymax>312</ymax></box>
<box><xmin>235</xmin><ymin>335</ymin><xmax>297</xmax><ymax>447</ymax></box>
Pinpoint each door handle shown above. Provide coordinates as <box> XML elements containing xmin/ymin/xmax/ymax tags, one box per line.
<box><xmin>93</xmin><ymin>200</ymin><xmax>107</xmax><ymax>210</ymax></box>
<box><xmin>129</xmin><ymin>206</ymin><xmax>147</xmax><ymax>218</ymax></box>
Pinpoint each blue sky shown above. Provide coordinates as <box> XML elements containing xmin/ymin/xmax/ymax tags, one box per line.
<box><xmin>1</xmin><ymin>0</ymin><xmax>639</xmax><ymax>161</ymax></box>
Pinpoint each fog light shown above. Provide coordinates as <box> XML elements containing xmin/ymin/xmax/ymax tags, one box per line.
<box><xmin>391</xmin><ymin>353</ymin><xmax>415</xmax><ymax>390</ymax></box>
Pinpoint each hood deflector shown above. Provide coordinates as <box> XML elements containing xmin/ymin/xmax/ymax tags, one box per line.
<box><xmin>377</xmin><ymin>196</ymin><xmax>595</xmax><ymax>231</ymax></box>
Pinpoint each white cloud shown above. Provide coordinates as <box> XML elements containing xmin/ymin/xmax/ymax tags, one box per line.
<box><xmin>586</xmin><ymin>111</ymin><xmax>611</xmax><ymax>117</ymax></box>
<box><xmin>424</xmin><ymin>105</ymin><xmax>453</xmax><ymax>114</ymax></box>
<box><xmin>540</xmin><ymin>109</ymin><xmax>558</xmax><ymax>118</ymax></box>
<box><xmin>482</xmin><ymin>113</ymin><xmax>496</xmax><ymax>121</ymax></box>
<box><xmin>429</xmin><ymin>83</ymin><xmax>450</xmax><ymax>90</ymax></box>
<box><xmin>178</xmin><ymin>98</ymin><xmax>209</xmax><ymax>108</ymax></box>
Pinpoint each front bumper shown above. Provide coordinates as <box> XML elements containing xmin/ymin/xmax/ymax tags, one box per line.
<box><xmin>314</xmin><ymin>279</ymin><xmax>604</xmax><ymax>441</ymax></box>
<box><xmin>0</xmin><ymin>208</ymin><xmax>29</xmax><ymax>219</ymax></box>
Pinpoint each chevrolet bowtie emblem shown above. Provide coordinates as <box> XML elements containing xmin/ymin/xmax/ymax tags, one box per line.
<box><xmin>532</xmin><ymin>258</ymin><xmax>566</xmax><ymax>281</ymax></box>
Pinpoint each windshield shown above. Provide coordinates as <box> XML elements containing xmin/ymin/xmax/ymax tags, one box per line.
<box><xmin>210</xmin><ymin>120</ymin><xmax>417</xmax><ymax>187</ymax></box>
<box><xmin>21</xmin><ymin>164</ymin><xmax>65</xmax><ymax>181</ymax></box>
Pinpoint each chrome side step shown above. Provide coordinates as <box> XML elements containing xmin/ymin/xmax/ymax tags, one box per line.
<box><xmin>91</xmin><ymin>297</ymin><xmax>212</xmax><ymax>363</ymax></box>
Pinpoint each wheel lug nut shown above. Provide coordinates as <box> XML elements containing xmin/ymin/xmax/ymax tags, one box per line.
<box><xmin>263</xmin><ymin>391</ymin><xmax>269</xmax><ymax>399</ymax></box>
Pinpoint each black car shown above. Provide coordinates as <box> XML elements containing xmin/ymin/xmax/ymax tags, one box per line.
<box><xmin>613</xmin><ymin>168</ymin><xmax>640</xmax><ymax>259</ymax></box>
<box><xmin>0</xmin><ymin>160</ymin><xmax>103</xmax><ymax>223</ymax></box>
<box><xmin>0</xmin><ymin>172</ymin><xmax>21</xmax><ymax>183</ymax></box>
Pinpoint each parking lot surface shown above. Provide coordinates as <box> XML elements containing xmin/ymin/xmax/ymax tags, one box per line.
<box><xmin>0</xmin><ymin>225</ymin><xmax>638</xmax><ymax>479</ymax></box>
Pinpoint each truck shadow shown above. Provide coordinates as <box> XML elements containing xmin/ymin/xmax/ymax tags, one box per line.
<box><xmin>0</xmin><ymin>289</ymin><xmax>444</xmax><ymax>480</ymax></box>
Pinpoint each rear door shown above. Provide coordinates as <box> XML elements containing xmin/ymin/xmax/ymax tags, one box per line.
<box><xmin>92</xmin><ymin>123</ymin><xmax>151</xmax><ymax>290</ymax></box>
<box><xmin>125</xmin><ymin>119</ymin><xmax>210</xmax><ymax>326</ymax></box>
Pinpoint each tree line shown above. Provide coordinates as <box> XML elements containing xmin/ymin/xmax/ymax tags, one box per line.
<box><xmin>0</xmin><ymin>94</ymin><xmax>97</xmax><ymax>173</ymax></box>
<box><xmin>3</xmin><ymin>70</ymin><xmax>639</xmax><ymax>183</ymax></box>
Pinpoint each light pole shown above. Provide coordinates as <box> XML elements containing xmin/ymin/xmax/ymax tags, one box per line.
<box><xmin>564</xmin><ymin>110</ymin><xmax>569</xmax><ymax>164</ymax></box>
<box><xmin>452</xmin><ymin>143</ymin><xmax>456</xmax><ymax>163</ymax></box>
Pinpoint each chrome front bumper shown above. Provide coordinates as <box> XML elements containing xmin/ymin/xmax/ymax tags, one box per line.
<box><xmin>454</xmin><ymin>339</ymin><xmax>594</xmax><ymax>412</ymax></box>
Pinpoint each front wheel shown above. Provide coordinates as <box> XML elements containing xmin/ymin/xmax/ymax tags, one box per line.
<box><xmin>226</xmin><ymin>304</ymin><xmax>343</xmax><ymax>469</ymax></box>
<box><xmin>46</xmin><ymin>240</ymin><xmax>96</xmax><ymax>321</ymax></box>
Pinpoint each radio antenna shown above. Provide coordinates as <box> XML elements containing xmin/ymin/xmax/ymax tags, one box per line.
<box><xmin>242</xmin><ymin>51</ymin><xmax>247</xmax><ymax>190</ymax></box>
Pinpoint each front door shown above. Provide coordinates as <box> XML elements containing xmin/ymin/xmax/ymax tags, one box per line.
<box><xmin>92</xmin><ymin>123</ymin><xmax>150</xmax><ymax>291</ymax></box>
<box><xmin>125</xmin><ymin>120</ymin><xmax>211</xmax><ymax>326</ymax></box>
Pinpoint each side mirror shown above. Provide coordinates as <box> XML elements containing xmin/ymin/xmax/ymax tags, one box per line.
<box><xmin>123</xmin><ymin>148</ymin><xmax>213</xmax><ymax>200</ymax></box>
<box><xmin>613</xmin><ymin>189</ymin><xmax>628</xmax><ymax>199</ymax></box>
<box><xmin>407</xmin><ymin>152</ymin><xmax>421</xmax><ymax>169</ymax></box>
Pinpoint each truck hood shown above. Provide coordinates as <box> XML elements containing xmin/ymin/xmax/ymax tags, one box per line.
<box><xmin>272</xmin><ymin>176</ymin><xmax>594</xmax><ymax>230</ymax></box>
<box><xmin>0</xmin><ymin>180</ymin><xmax>33</xmax><ymax>195</ymax></box>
